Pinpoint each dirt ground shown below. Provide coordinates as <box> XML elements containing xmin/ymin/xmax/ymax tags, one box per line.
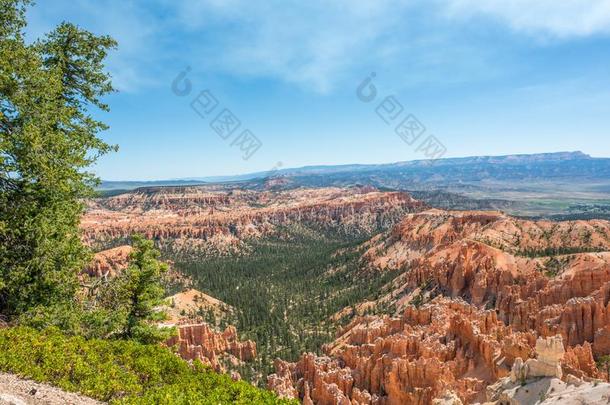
<box><xmin>0</xmin><ymin>373</ymin><xmax>102</xmax><ymax>405</ymax></box>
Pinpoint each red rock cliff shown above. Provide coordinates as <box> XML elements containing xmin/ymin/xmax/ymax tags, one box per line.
<box><xmin>167</xmin><ymin>323</ymin><xmax>256</xmax><ymax>373</ymax></box>
<box><xmin>270</xmin><ymin>210</ymin><xmax>610</xmax><ymax>404</ymax></box>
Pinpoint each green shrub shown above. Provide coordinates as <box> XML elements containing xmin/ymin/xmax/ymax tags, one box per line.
<box><xmin>18</xmin><ymin>302</ymin><xmax>127</xmax><ymax>340</ymax></box>
<box><xmin>0</xmin><ymin>327</ymin><xmax>293</xmax><ymax>404</ymax></box>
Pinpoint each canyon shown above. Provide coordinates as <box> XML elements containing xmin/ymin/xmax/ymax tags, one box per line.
<box><xmin>81</xmin><ymin>186</ymin><xmax>610</xmax><ymax>404</ymax></box>
<box><xmin>268</xmin><ymin>209</ymin><xmax>610</xmax><ymax>404</ymax></box>
<box><xmin>82</xmin><ymin>186</ymin><xmax>424</xmax><ymax>255</ymax></box>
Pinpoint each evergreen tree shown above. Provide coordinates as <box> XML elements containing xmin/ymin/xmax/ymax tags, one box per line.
<box><xmin>0</xmin><ymin>0</ymin><xmax>116</xmax><ymax>316</ymax></box>
<box><xmin>116</xmin><ymin>235</ymin><xmax>173</xmax><ymax>344</ymax></box>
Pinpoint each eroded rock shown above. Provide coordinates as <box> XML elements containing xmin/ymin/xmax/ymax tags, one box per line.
<box><xmin>166</xmin><ymin>323</ymin><xmax>256</xmax><ymax>372</ymax></box>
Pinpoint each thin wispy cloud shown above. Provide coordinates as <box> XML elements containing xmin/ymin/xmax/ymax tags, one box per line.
<box><xmin>442</xmin><ymin>0</ymin><xmax>610</xmax><ymax>38</ymax></box>
<box><xmin>27</xmin><ymin>0</ymin><xmax>610</xmax><ymax>94</ymax></box>
<box><xmin>167</xmin><ymin>0</ymin><xmax>416</xmax><ymax>93</ymax></box>
<box><xmin>165</xmin><ymin>0</ymin><xmax>610</xmax><ymax>92</ymax></box>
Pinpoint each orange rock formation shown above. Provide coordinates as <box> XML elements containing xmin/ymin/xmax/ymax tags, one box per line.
<box><xmin>80</xmin><ymin>188</ymin><xmax>610</xmax><ymax>403</ymax></box>
<box><xmin>84</xmin><ymin>245</ymin><xmax>132</xmax><ymax>277</ymax></box>
<box><xmin>166</xmin><ymin>323</ymin><xmax>256</xmax><ymax>373</ymax></box>
<box><xmin>82</xmin><ymin>186</ymin><xmax>425</xmax><ymax>252</ymax></box>
<box><xmin>269</xmin><ymin>209</ymin><xmax>610</xmax><ymax>404</ymax></box>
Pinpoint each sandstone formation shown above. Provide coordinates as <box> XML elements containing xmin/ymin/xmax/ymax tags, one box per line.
<box><xmin>166</xmin><ymin>323</ymin><xmax>256</xmax><ymax>373</ymax></box>
<box><xmin>84</xmin><ymin>245</ymin><xmax>132</xmax><ymax>277</ymax></box>
<box><xmin>270</xmin><ymin>210</ymin><xmax>610</xmax><ymax>404</ymax></box>
<box><xmin>82</xmin><ymin>186</ymin><xmax>425</xmax><ymax>253</ymax></box>
<box><xmin>269</xmin><ymin>301</ymin><xmax>608</xmax><ymax>404</ymax></box>
<box><xmin>362</xmin><ymin>209</ymin><xmax>610</xmax><ymax>271</ymax></box>
<box><xmin>509</xmin><ymin>336</ymin><xmax>564</xmax><ymax>382</ymax></box>
<box><xmin>80</xmin><ymin>187</ymin><xmax>610</xmax><ymax>403</ymax></box>
<box><xmin>364</xmin><ymin>210</ymin><xmax>610</xmax><ymax>353</ymax></box>
<box><xmin>270</xmin><ymin>298</ymin><xmax>518</xmax><ymax>404</ymax></box>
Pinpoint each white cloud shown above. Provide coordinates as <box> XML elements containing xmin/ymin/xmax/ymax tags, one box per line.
<box><xmin>167</xmin><ymin>0</ymin><xmax>417</xmax><ymax>93</ymax></box>
<box><xmin>167</xmin><ymin>0</ymin><xmax>610</xmax><ymax>93</ymax></box>
<box><xmin>28</xmin><ymin>0</ymin><xmax>610</xmax><ymax>94</ymax></box>
<box><xmin>442</xmin><ymin>0</ymin><xmax>610</xmax><ymax>38</ymax></box>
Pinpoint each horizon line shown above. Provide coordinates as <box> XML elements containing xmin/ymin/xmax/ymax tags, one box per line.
<box><xmin>98</xmin><ymin>150</ymin><xmax>604</xmax><ymax>183</ymax></box>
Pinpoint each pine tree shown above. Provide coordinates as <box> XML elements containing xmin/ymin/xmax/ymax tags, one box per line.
<box><xmin>116</xmin><ymin>235</ymin><xmax>173</xmax><ymax>344</ymax></box>
<box><xmin>0</xmin><ymin>0</ymin><xmax>116</xmax><ymax>316</ymax></box>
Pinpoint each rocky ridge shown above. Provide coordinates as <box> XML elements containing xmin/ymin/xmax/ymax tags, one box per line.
<box><xmin>162</xmin><ymin>288</ymin><xmax>233</xmax><ymax>325</ymax></box>
<box><xmin>166</xmin><ymin>323</ymin><xmax>256</xmax><ymax>375</ymax></box>
<box><xmin>84</xmin><ymin>245</ymin><xmax>132</xmax><ymax>277</ymax></box>
<box><xmin>269</xmin><ymin>209</ymin><xmax>610</xmax><ymax>404</ymax></box>
<box><xmin>82</xmin><ymin>186</ymin><xmax>426</xmax><ymax>253</ymax></box>
<box><xmin>80</xmin><ymin>188</ymin><xmax>610</xmax><ymax>403</ymax></box>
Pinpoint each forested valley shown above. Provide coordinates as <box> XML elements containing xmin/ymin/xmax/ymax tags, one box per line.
<box><xmin>165</xmin><ymin>225</ymin><xmax>401</xmax><ymax>383</ymax></box>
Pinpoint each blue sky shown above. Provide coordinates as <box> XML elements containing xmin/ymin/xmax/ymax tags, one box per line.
<box><xmin>27</xmin><ymin>0</ymin><xmax>610</xmax><ymax>180</ymax></box>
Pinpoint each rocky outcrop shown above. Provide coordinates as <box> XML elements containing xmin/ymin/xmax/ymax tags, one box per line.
<box><xmin>267</xmin><ymin>359</ymin><xmax>300</xmax><ymax>400</ymax></box>
<box><xmin>364</xmin><ymin>211</ymin><xmax>610</xmax><ymax>358</ymax></box>
<box><xmin>405</xmin><ymin>239</ymin><xmax>542</xmax><ymax>308</ymax></box>
<box><xmin>270</xmin><ymin>210</ymin><xmax>610</xmax><ymax>404</ymax></box>
<box><xmin>84</xmin><ymin>245</ymin><xmax>132</xmax><ymax>277</ymax></box>
<box><xmin>594</xmin><ymin>324</ymin><xmax>610</xmax><ymax>356</ymax></box>
<box><xmin>510</xmin><ymin>336</ymin><xmax>564</xmax><ymax>382</ymax></box>
<box><xmin>563</xmin><ymin>342</ymin><xmax>604</xmax><ymax>380</ymax></box>
<box><xmin>486</xmin><ymin>376</ymin><xmax>610</xmax><ymax>405</ymax></box>
<box><xmin>166</xmin><ymin>323</ymin><xmax>256</xmax><ymax>373</ymax></box>
<box><xmin>362</xmin><ymin>210</ymin><xmax>610</xmax><ymax>269</ymax></box>
<box><xmin>270</xmin><ymin>298</ymin><xmax>529</xmax><ymax>404</ymax></box>
<box><xmin>270</xmin><ymin>304</ymin><xmax>609</xmax><ymax>404</ymax></box>
<box><xmin>82</xmin><ymin>187</ymin><xmax>426</xmax><ymax>253</ymax></box>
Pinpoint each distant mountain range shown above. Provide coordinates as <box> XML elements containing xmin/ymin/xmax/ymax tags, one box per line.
<box><xmin>100</xmin><ymin>150</ymin><xmax>610</xmax><ymax>191</ymax></box>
